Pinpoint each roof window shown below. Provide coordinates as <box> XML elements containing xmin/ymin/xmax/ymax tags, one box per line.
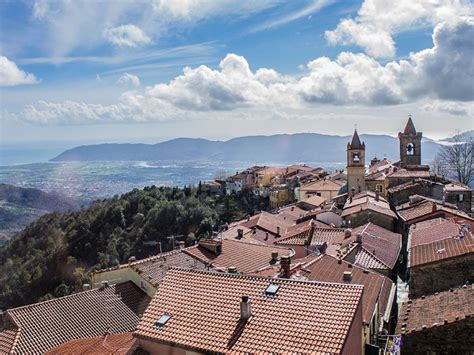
<box><xmin>154</xmin><ymin>314</ymin><xmax>171</xmax><ymax>328</ymax></box>
<box><xmin>265</xmin><ymin>283</ymin><xmax>280</xmax><ymax>296</ymax></box>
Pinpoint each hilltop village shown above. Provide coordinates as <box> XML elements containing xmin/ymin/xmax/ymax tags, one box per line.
<box><xmin>1</xmin><ymin>117</ymin><xmax>473</xmax><ymax>354</ymax></box>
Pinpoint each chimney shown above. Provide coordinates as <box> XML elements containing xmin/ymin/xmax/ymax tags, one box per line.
<box><xmin>247</xmin><ymin>215</ymin><xmax>250</xmax><ymax>222</ymax></box>
<box><xmin>432</xmin><ymin>203</ymin><xmax>437</xmax><ymax>213</ymax></box>
<box><xmin>276</xmin><ymin>226</ymin><xmax>281</xmax><ymax>236</ymax></box>
<box><xmin>228</xmin><ymin>266</ymin><xmax>237</xmax><ymax>274</ymax></box>
<box><xmin>240</xmin><ymin>296</ymin><xmax>252</xmax><ymax>320</ymax></box>
<box><xmin>280</xmin><ymin>255</ymin><xmax>291</xmax><ymax>278</ymax></box>
<box><xmin>271</xmin><ymin>251</ymin><xmax>279</xmax><ymax>263</ymax></box>
<box><xmin>291</xmin><ymin>206</ymin><xmax>294</xmax><ymax>211</ymax></box>
<box><xmin>375</xmin><ymin>191</ymin><xmax>380</xmax><ymax>201</ymax></box>
<box><xmin>128</xmin><ymin>256</ymin><xmax>136</xmax><ymax>263</ymax></box>
<box><xmin>237</xmin><ymin>228</ymin><xmax>244</xmax><ymax>239</ymax></box>
<box><xmin>82</xmin><ymin>283</ymin><xmax>91</xmax><ymax>291</ymax></box>
<box><xmin>344</xmin><ymin>229</ymin><xmax>352</xmax><ymax>239</ymax></box>
<box><xmin>198</xmin><ymin>239</ymin><xmax>222</xmax><ymax>255</ymax></box>
<box><xmin>356</xmin><ymin>233</ymin><xmax>363</xmax><ymax>243</ymax></box>
<box><xmin>100</xmin><ymin>281</ymin><xmax>109</xmax><ymax>290</ymax></box>
<box><xmin>264</xmin><ymin>232</ymin><xmax>269</xmax><ymax>241</ymax></box>
<box><xmin>176</xmin><ymin>241</ymin><xmax>185</xmax><ymax>250</ymax></box>
<box><xmin>343</xmin><ymin>271</ymin><xmax>352</xmax><ymax>283</ymax></box>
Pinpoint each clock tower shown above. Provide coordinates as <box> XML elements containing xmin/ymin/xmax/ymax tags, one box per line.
<box><xmin>398</xmin><ymin>115</ymin><xmax>422</xmax><ymax>167</ymax></box>
<box><xmin>347</xmin><ymin>129</ymin><xmax>366</xmax><ymax>195</ymax></box>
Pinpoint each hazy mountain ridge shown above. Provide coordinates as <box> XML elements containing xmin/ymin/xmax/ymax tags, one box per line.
<box><xmin>51</xmin><ymin>133</ymin><xmax>446</xmax><ymax>164</ymax></box>
<box><xmin>0</xmin><ymin>183</ymin><xmax>81</xmax><ymax>241</ymax></box>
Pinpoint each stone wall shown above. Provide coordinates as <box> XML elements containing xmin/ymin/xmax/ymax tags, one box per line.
<box><xmin>401</xmin><ymin>317</ymin><xmax>474</xmax><ymax>354</ymax></box>
<box><xmin>409</xmin><ymin>254</ymin><xmax>474</xmax><ymax>298</ymax></box>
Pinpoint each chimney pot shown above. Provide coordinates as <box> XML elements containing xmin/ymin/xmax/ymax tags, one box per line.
<box><xmin>356</xmin><ymin>233</ymin><xmax>363</xmax><ymax>243</ymax></box>
<box><xmin>276</xmin><ymin>226</ymin><xmax>281</xmax><ymax>236</ymax></box>
<box><xmin>240</xmin><ymin>295</ymin><xmax>252</xmax><ymax>320</ymax></box>
<box><xmin>228</xmin><ymin>266</ymin><xmax>237</xmax><ymax>274</ymax></box>
<box><xmin>344</xmin><ymin>229</ymin><xmax>352</xmax><ymax>239</ymax></box>
<box><xmin>237</xmin><ymin>228</ymin><xmax>244</xmax><ymax>239</ymax></box>
<box><xmin>271</xmin><ymin>251</ymin><xmax>279</xmax><ymax>262</ymax></box>
<box><xmin>264</xmin><ymin>232</ymin><xmax>269</xmax><ymax>241</ymax></box>
<box><xmin>343</xmin><ymin>271</ymin><xmax>352</xmax><ymax>282</ymax></box>
<box><xmin>128</xmin><ymin>256</ymin><xmax>136</xmax><ymax>263</ymax></box>
<box><xmin>82</xmin><ymin>283</ymin><xmax>91</xmax><ymax>291</ymax></box>
<box><xmin>280</xmin><ymin>255</ymin><xmax>291</xmax><ymax>278</ymax></box>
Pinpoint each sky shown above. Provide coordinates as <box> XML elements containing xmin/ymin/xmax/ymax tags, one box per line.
<box><xmin>0</xmin><ymin>0</ymin><xmax>473</xmax><ymax>144</ymax></box>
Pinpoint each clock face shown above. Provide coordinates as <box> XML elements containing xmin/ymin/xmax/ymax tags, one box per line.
<box><xmin>406</xmin><ymin>143</ymin><xmax>414</xmax><ymax>155</ymax></box>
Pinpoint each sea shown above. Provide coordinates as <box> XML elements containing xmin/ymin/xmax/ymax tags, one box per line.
<box><xmin>0</xmin><ymin>141</ymin><xmax>345</xmax><ymax>202</ymax></box>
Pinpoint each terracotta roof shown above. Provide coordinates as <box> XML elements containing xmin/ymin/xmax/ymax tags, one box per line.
<box><xmin>396</xmin><ymin>285</ymin><xmax>474</xmax><ymax>334</ymax></box>
<box><xmin>134</xmin><ymin>268</ymin><xmax>363</xmax><ymax>354</ymax></box>
<box><xmin>397</xmin><ymin>196</ymin><xmax>473</xmax><ymax>223</ymax></box>
<box><xmin>354</xmin><ymin>247</ymin><xmax>388</xmax><ymax>270</ymax></box>
<box><xmin>299</xmin><ymin>254</ymin><xmax>395</xmax><ymax>326</ymax></box>
<box><xmin>300</xmin><ymin>179</ymin><xmax>344</xmax><ymax>192</ymax></box>
<box><xmin>0</xmin><ymin>316</ymin><xmax>19</xmax><ymax>354</ymax></box>
<box><xmin>387</xmin><ymin>168</ymin><xmax>432</xmax><ymax>179</ymax></box>
<box><xmin>94</xmin><ymin>249</ymin><xmax>208</xmax><ymax>287</ymax></box>
<box><xmin>275</xmin><ymin>221</ymin><xmax>342</xmax><ymax>247</ymax></box>
<box><xmin>183</xmin><ymin>239</ymin><xmax>291</xmax><ymax>274</ymax></box>
<box><xmin>342</xmin><ymin>191</ymin><xmax>396</xmax><ymax>219</ymax></box>
<box><xmin>368</xmin><ymin>159</ymin><xmax>392</xmax><ymax>174</ymax></box>
<box><xmin>276</xmin><ymin>205</ymin><xmax>307</xmax><ymax>222</ymax></box>
<box><xmin>408</xmin><ymin>221</ymin><xmax>473</xmax><ymax>268</ymax></box>
<box><xmin>403</xmin><ymin>116</ymin><xmax>417</xmax><ymax>135</ymax></box>
<box><xmin>46</xmin><ymin>332</ymin><xmax>146</xmax><ymax>355</ymax></box>
<box><xmin>409</xmin><ymin>218</ymin><xmax>464</xmax><ymax>248</ymax></box>
<box><xmin>331</xmin><ymin>223</ymin><xmax>402</xmax><ymax>269</ymax></box>
<box><xmin>444</xmin><ymin>182</ymin><xmax>471</xmax><ymax>191</ymax></box>
<box><xmin>298</xmin><ymin>194</ymin><xmax>327</xmax><ymax>208</ymax></box>
<box><xmin>238</xmin><ymin>211</ymin><xmax>294</xmax><ymax>236</ymax></box>
<box><xmin>1</xmin><ymin>282</ymin><xmax>151</xmax><ymax>354</ymax></box>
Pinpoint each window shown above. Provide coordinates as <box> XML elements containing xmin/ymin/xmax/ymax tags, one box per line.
<box><xmin>459</xmin><ymin>194</ymin><xmax>464</xmax><ymax>202</ymax></box>
<box><xmin>352</xmin><ymin>152</ymin><xmax>360</xmax><ymax>162</ymax></box>
<box><xmin>316</xmin><ymin>192</ymin><xmax>321</xmax><ymax>197</ymax></box>
<box><xmin>265</xmin><ymin>283</ymin><xmax>280</xmax><ymax>295</ymax></box>
<box><xmin>377</xmin><ymin>185</ymin><xmax>383</xmax><ymax>192</ymax></box>
<box><xmin>154</xmin><ymin>314</ymin><xmax>171</xmax><ymax>328</ymax></box>
<box><xmin>406</xmin><ymin>143</ymin><xmax>414</xmax><ymax>155</ymax></box>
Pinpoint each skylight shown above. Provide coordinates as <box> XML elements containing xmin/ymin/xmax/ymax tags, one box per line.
<box><xmin>154</xmin><ymin>314</ymin><xmax>171</xmax><ymax>328</ymax></box>
<box><xmin>265</xmin><ymin>283</ymin><xmax>280</xmax><ymax>295</ymax></box>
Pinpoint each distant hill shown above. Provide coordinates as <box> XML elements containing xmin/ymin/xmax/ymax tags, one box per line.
<box><xmin>0</xmin><ymin>184</ymin><xmax>81</xmax><ymax>241</ymax></box>
<box><xmin>51</xmin><ymin>133</ymin><xmax>444</xmax><ymax>164</ymax></box>
<box><xmin>440</xmin><ymin>130</ymin><xmax>474</xmax><ymax>143</ymax></box>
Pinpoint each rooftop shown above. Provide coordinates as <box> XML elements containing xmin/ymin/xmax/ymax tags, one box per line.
<box><xmin>397</xmin><ymin>196</ymin><xmax>473</xmax><ymax>223</ymax></box>
<box><xmin>134</xmin><ymin>268</ymin><xmax>363</xmax><ymax>354</ymax></box>
<box><xmin>0</xmin><ymin>282</ymin><xmax>150</xmax><ymax>354</ymax></box>
<box><xmin>300</xmin><ymin>179</ymin><xmax>345</xmax><ymax>192</ymax></box>
<box><xmin>396</xmin><ymin>285</ymin><xmax>473</xmax><ymax>334</ymax></box>
<box><xmin>46</xmin><ymin>332</ymin><xmax>146</xmax><ymax>355</ymax></box>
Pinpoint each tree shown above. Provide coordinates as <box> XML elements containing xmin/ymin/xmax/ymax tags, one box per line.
<box><xmin>435</xmin><ymin>135</ymin><xmax>473</xmax><ymax>185</ymax></box>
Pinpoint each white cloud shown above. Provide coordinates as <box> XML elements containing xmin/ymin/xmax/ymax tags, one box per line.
<box><xmin>250</xmin><ymin>0</ymin><xmax>332</xmax><ymax>32</ymax></box>
<box><xmin>32</xmin><ymin>0</ymin><xmax>49</xmax><ymax>20</ymax></box>
<box><xmin>117</xmin><ymin>73</ymin><xmax>141</xmax><ymax>87</ymax></box>
<box><xmin>104</xmin><ymin>24</ymin><xmax>151</xmax><ymax>47</ymax></box>
<box><xmin>10</xmin><ymin>17</ymin><xmax>473</xmax><ymax>123</ymax></box>
<box><xmin>0</xmin><ymin>56</ymin><xmax>39</xmax><ymax>87</ymax></box>
<box><xmin>325</xmin><ymin>0</ymin><xmax>473</xmax><ymax>57</ymax></box>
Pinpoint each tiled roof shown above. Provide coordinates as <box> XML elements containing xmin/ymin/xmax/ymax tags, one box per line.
<box><xmin>397</xmin><ymin>197</ymin><xmax>473</xmax><ymax>223</ymax></box>
<box><xmin>396</xmin><ymin>285</ymin><xmax>474</xmax><ymax>334</ymax></box>
<box><xmin>183</xmin><ymin>239</ymin><xmax>290</xmax><ymax>274</ymax></box>
<box><xmin>0</xmin><ymin>316</ymin><xmax>19</xmax><ymax>354</ymax></box>
<box><xmin>134</xmin><ymin>268</ymin><xmax>363</xmax><ymax>354</ymax></box>
<box><xmin>342</xmin><ymin>191</ymin><xmax>396</xmax><ymax>219</ymax></box>
<box><xmin>276</xmin><ymin>205</ymin><xmax>307</xmax><ymax>222</ymax></box>
<box><xmin>94</xmin><ymin>249</ymin><xmax>208</xmax><ymax>287</ymax></box>
<box><xmin>300</xmin><ymin>179</ymin><xmax>344</xmax><ymax>192</ymax></box>
<box><xmin>299</xmin><ymin>254</ymin><xmax>395</xmax><ymax>326</ymax></box>
<box><xmin>239</xmin><ymin>211</ymin><xmax>294</xmax><ymax>236</ymax></box>
<box><xmin>275</xmin><ymin>221</ymin><xmax>342</xmax><ymax>247</ymax></box>
<box><xmin>409</xmin><ymin>233</ymin><xmax>473</xmax><ymax>268</ymax></box>
<box><xmin>299</xmin><ymin>194</ymin><xmax>327</xmax><ymax>208</ymax></box>
<box><xmin>387</xmin><ymin>168</ymin><xmax>432</xmax><ymax>179</ymax></box>
<box><xmin>403</xmin><ymin>116</ymin><xmax>417</xmax><ymax>135</ymax></box>
<box><xmin>444</xmin><ymin>182</ymin><xmax>471</xmax><ymax>191</ymax></box>
<box><xmin>354</xmin><ymin>247</ymin><xmax>389</xmax><ymax>270</ymax></box>
<box><xmin>368</xmin><ymin>159</ymin><xmax>392</xmax><ymax>174</ymax></box>
<box><xmin>1</xmin><ymin>282</ymin><xmax>151</xmax><ymax>354</ymax></box>
<box><xmin>46</xmin><ymin>332</ymin><xmax>146</xmax><ymax>355</ymax></box>
<box><xmin>331</xmin><ymin>223</ymin><xmax>402</xmax><ymax>269</ymax></box>
<box><xmin>349</xmin><ymin>129</ymin><xmax>364</xmax><ymax>149</ymax></box>
<box><xmin>409</xmin><ymin>218</ymin><xmax>463</xmax><ymax>248</ymax></box>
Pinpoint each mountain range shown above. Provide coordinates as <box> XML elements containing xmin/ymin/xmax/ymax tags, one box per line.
<box><xmin>52</xmin><ymin>133</ymin><xmax>447</xmax><ymax>164</ymax></box>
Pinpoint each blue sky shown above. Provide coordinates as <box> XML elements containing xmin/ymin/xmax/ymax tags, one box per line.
<box><xmin>1</xmin><ymin>0</ymin><xmax>473</xmax><ymax>144</ymax></box>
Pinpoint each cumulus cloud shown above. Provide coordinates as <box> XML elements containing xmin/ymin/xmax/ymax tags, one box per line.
<box><xmin>103</xmin><ymin>24</ymin><xmax>151</xmax><ymax>47</ymax></box>
<box><xmin>0</xmin><ymin>56</ymin><xmax>39</xmax><ymax>87</ymax></box>
<box><xmin>117</xmin><ymin>73</ymin><xmax>141</xmax><ymax>87</ymax></box>
<box><xmin>325</xmin><ymin>0</ymin><xmax>473</xmax><ymax>57</ymax></box>
<box><xmin>10</xmin><ymin>17</ymin><xmax>473</xmax><ymax>123</ymax></box>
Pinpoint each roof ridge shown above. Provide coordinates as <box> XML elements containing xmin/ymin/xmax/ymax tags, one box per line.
<box><xmin>360</xmin><ymin>246</ymin><xmax>390</xmax><ymax>268</ymax></box>
<box><xmin>7</xmin><ymin>281</ymin><xmax>130</xmax><ymax>312</ymax></box>
<box><xmin>165</xmin><ymin>266</ymin><xmax>365</xmax><ymax>289</ymax></box>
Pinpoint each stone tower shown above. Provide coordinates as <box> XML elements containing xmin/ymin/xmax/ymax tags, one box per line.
<box><xmin>347</xmin><ymin>129</ymin><xmax>366</xmax><ymax>195</ymax></box>
<box><xmin>398</xmin><ymin>115</ymin><xmax>422</xmax><ymax>167</ymax></box>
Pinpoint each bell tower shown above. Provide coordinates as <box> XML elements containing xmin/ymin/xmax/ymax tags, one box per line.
<box><xmin>398</xmin><ymin>115</ymin><xmax>422</xmax><ymax>167</ymax></box>
<box><xmin>347</xmin><ymin>129</ymin><xmax>366</xmax><ymax>195</ymax></box>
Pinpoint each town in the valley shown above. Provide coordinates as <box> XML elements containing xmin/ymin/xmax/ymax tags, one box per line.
<box><xmin>1</xmin><ymin>117</ymin><xmax>472</xmax><ymax>354</ymax></box>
